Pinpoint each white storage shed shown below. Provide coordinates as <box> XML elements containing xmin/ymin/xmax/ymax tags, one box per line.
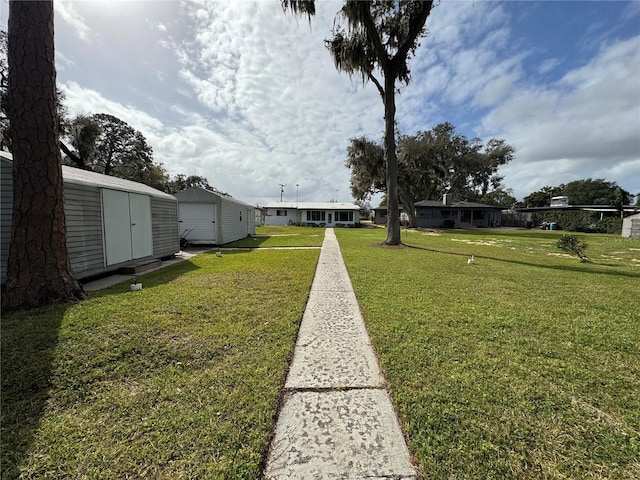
<box><xmin>622</xmin><ymin>212</ymin><xmax>640</xmax><ymax>238</ymax></box>
<box><xmin>174</xmin><ymin>187</ymin><xmax>256</xmax><ymax>245</ymax></box>
<box><xmin>1</xmin><ymin>152</ymin><xmax>179</xmax><ymax>283</ymax></box>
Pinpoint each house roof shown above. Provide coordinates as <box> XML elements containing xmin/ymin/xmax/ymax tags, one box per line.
<box><xmin>264</xmin><ymin>201</ymin><xmax>360</xmax><ymax>211</ymax></box>
<box><xmin>1</xmin><ymin>151</ymin><xmax>176</xmax><ymax>200</ymax></box>
<box><xmin>414</xmin><ymin>199</ymin><xmax>503</xmax><ymax>210</ymax></box>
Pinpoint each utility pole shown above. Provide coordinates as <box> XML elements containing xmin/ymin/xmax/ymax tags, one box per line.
<box><xmin>296</xmin><ymin>184</ymin><xmax>299</xmax><ymax>207</ymax></box>
<box><xmin>279</xmin><ymin>184</ymin><xmax>285</xmax><ymax>202</ymax></box>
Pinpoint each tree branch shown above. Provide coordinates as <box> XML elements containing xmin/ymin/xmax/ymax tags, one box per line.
<box><xmin>349</xmin><ymin>1</ymin><xmax>389</xmax><ymax>69</ymax></box>
<box><xmin>59</xmin><ymin>140</ymin><xmax>84</xmax><ymax>169</ymax></box>
<box><xmin>368</xmin><ymin>71</ymin><xmax>385</xmax><ymax>98</ymax></box>
<box><xmin>392</xmin><ymin>1</ymin><xmax>434</xmax><ymax>66</ymax></box>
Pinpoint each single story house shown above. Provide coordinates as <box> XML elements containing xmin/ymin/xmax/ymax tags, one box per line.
<box><xmin>174</xmin><ymin>187</ymin><xmax>256</xmax><ymax>245</ymax></box>
<box><xmin>1</xmin><ymin>151</ymin><xmax>179</xmax><ymax>284</ymax></box>
<box><xmin>622</xmin><ymin>212</ymin><xmax>640</xmax><ymax>238</ymax></box>
<box><xmin>263</xmin><ymin>202</ymin><xmax>360</xmax><ymax>227</ymax></box>
<box><xmin>415</xmin><ymin>194</ymin><xmax>503</xmax><ymax>228</ymax></box>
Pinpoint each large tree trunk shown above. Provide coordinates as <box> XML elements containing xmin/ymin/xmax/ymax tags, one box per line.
<box><xmin>383</xmin><ymin>71</ymin><xmax>401</xmax><ymax>245</ymax></box>
<box><xmin>398</xmin><ymin>185</ymin><xmax>417</xmax><ymax>227</ymax></box>
<box><xmin>5</xmin><ymin>0</ymin><xmax>85</xmax><ymax>309</ymax></box>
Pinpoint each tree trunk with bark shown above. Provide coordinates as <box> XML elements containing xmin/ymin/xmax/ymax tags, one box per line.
<box><xmin>4</xmin><ymin>0</ymin><xmax>85</xmax><ymax>309</ymax></box>
<box><xmin>383</xmin><ymin>70</ymin><xmax>401</xmax><ymax>245</ymax></box>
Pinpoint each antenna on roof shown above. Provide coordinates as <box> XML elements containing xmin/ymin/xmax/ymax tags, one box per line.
<box><xmin>279</xmin><ymin>183</ymin><xmax>286</xmax><ymax>202</ymax></box>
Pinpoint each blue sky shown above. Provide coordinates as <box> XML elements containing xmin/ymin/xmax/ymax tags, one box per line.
<box><xmin>1</xmin><ymin>0</ymin><xmax>639</xmax><ymax>206</ymax></box>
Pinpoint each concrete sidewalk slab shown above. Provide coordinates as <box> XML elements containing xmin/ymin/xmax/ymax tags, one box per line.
<box><xmin>265</xmin><ymin>390</ymin><xmax>415</xmax><ymax>479</ymax></box>
<box><xmin>286</xmin><ymin>291</ymin><xmax>383</xmax><ymax>389</ymax></box>
<box><xmin>310</xmin><ymin>263</ymin><xmax>353</xmax><ymax>292</ymax></box>
<box><xmin>265</xmin><ymin>229</ymin><xmax>416</xmax><ymax>479</ymax></box>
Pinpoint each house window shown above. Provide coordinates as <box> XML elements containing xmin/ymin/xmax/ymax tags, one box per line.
<box><xmin>335</xmin><ymin>211</ymin><xmax>354</xmax><ymax>222</ymax></box>
<box><xmin>473</xmin><ymin>210</ymin><xmax>485</xmax><ymax>220</ymax></box>
<box><xmin>461</xmin><ymin>210</ymin><xmax>472</xmax><ymax>223</ymax></box>
<box><xmin>240</xmin><ymin>210</ymin><xmax>243</xmax><ymax>221</ymax></box>
<box><xmin>306</xmin><ymin>211</ymin><xmax>326</xmax><ymax>221</ymax></box>
<box><xmin>276</xmin><ymin>210</ymin><xmax>287</xmax><ymax>216</ymax></box>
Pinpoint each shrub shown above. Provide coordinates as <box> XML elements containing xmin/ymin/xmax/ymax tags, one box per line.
<box><xmin>557</xmin><ymin>234</ymin><xmax>589</xmax><ymax>262</ymax></box>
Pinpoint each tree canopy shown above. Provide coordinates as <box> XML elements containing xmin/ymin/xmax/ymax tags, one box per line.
<box><xmin>518</xmin><ymin>179</ymin><xmax>633</xmax><ymax>208</ymax></box>
<box><xmin>346</xmin><ymin>122</ymin><xmax>515</xmax><ymax>224</ymax></box>
<box><xmin>61</xmin><ymin>112</ymin><xmax>222</xmax><ymax>194</ymax></box>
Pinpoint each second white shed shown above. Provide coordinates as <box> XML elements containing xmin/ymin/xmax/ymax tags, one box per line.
<box><xmin>174</xmin><ymin>187</ymin><xmax>256</xmax><ymax>245</ymax></box>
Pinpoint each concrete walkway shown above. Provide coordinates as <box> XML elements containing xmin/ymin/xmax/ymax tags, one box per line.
<box><xmin>264</xmin><ymin>229</ymin><xmax>416</xmax><ymax>479</ymax></box>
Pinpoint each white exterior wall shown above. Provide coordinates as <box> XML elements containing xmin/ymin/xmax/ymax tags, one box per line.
<box><xmin>264</xmin><ymin>208</ymin><xmax>300</xmax><ymax>226</ymax></box>
<box><xmin>622</xmin><ymin>213</ymin><xmax>640</xmax><ymax>238</ymax></box>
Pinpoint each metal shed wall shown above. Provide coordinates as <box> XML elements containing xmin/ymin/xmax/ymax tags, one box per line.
<box><xmin>152</xmin><ymin>197</ymin><xmax>180</xmax><ymax>256</ymax></box>
<box><xmin>65</xmin><ymin>182</ymin><xmax>105</xmax><ymax>277</ymax></box>
<box><xmin>1</xmin><ymin>153</ymin><xmax>179</xmax><ymax>283</ymax></box>
<box><xmin>219</xmin><ymin>195</ymin><xmax>254</xmax><ymax>244</ymax></box>
<box><xmin>0</xmin><ymin>158</ymin><xmax>12</xmax><ymax>284</ymax></box>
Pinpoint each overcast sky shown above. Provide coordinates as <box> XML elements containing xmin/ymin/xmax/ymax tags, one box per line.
<box><xmin>1</xmin><ymin>0</ymin><xmax>639</xmax><ymax>206</ymax></box>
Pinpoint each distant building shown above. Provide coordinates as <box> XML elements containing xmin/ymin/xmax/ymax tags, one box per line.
<box><xmin>263</xmin><ymin>202</ymin><xmax>360</xmax><ymax>227</ymax></box>
<box><xmin>550</xmin><ymin>196</ymin><xmax>569</xmax><ymax>207</ymax></box>
<box><xmin>414</xmin><ymin>194</ymin><xmax>503</xmax><ymax>228</ymax></box>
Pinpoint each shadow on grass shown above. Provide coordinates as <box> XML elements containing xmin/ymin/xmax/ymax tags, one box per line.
<box><xmin>1</xmin><ymin>303</ymin><xmax>67</xmax><ymax>479</ymax></box>
<box><xmin>402</xmin><ymin>243</ymin><xmax>640</xmax><ymax>279</ymax></box>
<box><xmin>1</xmin><ymin>259</ymin><xmax>203</xmax><ymax>476</ymax></box>
<box><xmin>86</xmin><ymin>257</ymin><xmax>202</xmax><ymax>300</ymax></box>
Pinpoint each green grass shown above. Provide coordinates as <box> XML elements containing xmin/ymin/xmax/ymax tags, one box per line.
<box><xmin>1</xmin><ymin>248</ymin><xmax>319</xmax><ymax>479</ymax></box>
<box><xmin>225</xmin><ymin>225</ymin><xmax>325</xmax><ymax>248</ymax></box>
<box><xmin>336</xmin><ymin>227</ymin><xmax>640</xmax><ymax>479</ymax></box>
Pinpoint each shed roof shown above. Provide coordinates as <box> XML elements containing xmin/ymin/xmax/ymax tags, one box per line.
<box><xmin>264</xmin><ymin>201</ymin><xmax>360</xmax><ymax>211</ymax></box>
<box><xmin>174</xmin><ymin>187</ymin><xmax>255</xmax><ymax>209</ymax></box>
<box><xmin>1</xmin><ymin>151</ymin><xmax>176</xmax><ymax>200</ymax></box>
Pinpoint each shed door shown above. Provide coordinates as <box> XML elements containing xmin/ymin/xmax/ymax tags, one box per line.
<box><xmin>129</xmin><ymin>193</ymin><xmax>152</xmax><ymax>259</ymax></box>
<box><xmin>102</xmin><ymin>189</ymin><xmax>153</xmax><ymax>265</ymax></box>
<box><xmin>178</xmin><ymin>203</ymin><xmax>216</xmax><ymax>243</ymax></box>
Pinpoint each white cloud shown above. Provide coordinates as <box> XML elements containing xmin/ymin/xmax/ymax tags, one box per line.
<box><xmin>538</xmin><ymin>58</ymin><xmax>560</xmax><ymax>75</ymax></box>
<box><xmin>55</xmin><ymin>2</ymin><xmax>91</xmax><ymax>41</ymax></box>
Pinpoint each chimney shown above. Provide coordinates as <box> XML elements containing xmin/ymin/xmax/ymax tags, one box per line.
<box><xmin>443</xmin><ymin>193</ymin><xmax>452</xmax><ymax>206</ymax></box>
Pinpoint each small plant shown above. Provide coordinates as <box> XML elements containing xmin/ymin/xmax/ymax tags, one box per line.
<box><xmin>557</xmin><ymin>234</ymin><xmax>590</xmax><ymax>262</ymax></box>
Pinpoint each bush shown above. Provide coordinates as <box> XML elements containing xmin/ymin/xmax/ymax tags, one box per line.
<box><xmin>557</xmin><ymin>234</ymin><xmax>589</xmax><ymax>262</ymax></box>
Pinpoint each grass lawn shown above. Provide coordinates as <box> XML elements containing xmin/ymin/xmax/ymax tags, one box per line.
<box><xmin>336</xmin><ymin>227</ymin><xmax>640</xmax><ymax>479</ymax></box>
<box><xmin>225</xmin><ymin>225</ymin><xmax>325</xmax><ymax>248</ymax></box>
<box><xmin>1</xmin><ymin>248</ymin><xmax>319</xmax><ymax>479</ymax></box>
